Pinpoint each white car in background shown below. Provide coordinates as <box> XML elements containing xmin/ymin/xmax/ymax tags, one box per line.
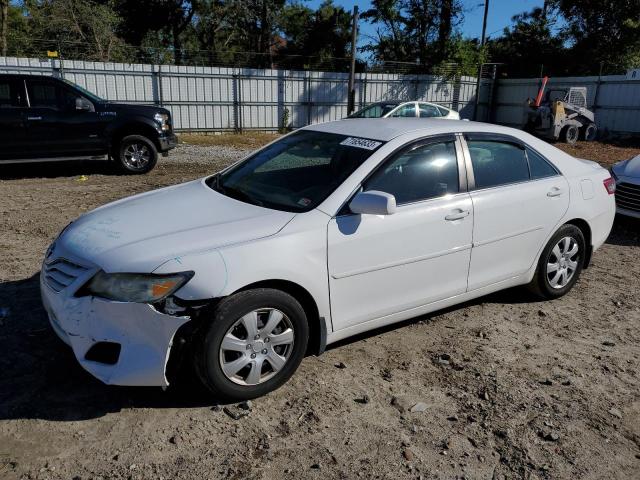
<box><xmin>611</xmin><ymin>154</ymin><xmax>640</xmax><ymax>218</ymax></box>
<box><xmin>41</xmin><ymin>119</ymin><xmax>615</xmax><ymax>400</ymax></box>
<box><xmin>348</xmin><ymin>100</ymin><xmax>460</xmax><ymax>119</ymax></box>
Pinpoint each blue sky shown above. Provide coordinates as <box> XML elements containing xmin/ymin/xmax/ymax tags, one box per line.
<box><xmin>305</xmin><ymin>0</ymin><xmax>546</xmax><ymax>50</ymax></box>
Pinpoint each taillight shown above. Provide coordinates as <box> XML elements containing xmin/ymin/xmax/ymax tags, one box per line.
<box><xmin>603</xmin><ymin>177</ymin><xmax>616</xmax><ymax>195</ymax></box>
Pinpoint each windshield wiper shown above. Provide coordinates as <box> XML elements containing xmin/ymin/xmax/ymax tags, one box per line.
<box><xmin>215</xmin><ymin>177</ymin><xmax>263</xmax><ymax>207</ymax></box>
<box><xmin>225</xmin><ymin>187</ymin><xmax>264</xmax><ymax>207</ymax></box>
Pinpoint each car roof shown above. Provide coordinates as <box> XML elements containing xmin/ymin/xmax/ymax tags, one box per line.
<box><xmin>303</xmin><ymin>118</ymin><xmax>518</xmax><ymax>142</ymax></box>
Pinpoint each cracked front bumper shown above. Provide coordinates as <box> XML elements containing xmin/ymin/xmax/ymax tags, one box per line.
<box><xmin>40</xmin><ymin>271</ymin><xmax>190</xmax><ymax>387</ymax></box>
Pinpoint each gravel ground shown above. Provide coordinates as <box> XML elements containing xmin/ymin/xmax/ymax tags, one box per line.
<box><xmin>0</xmin><ymin>140</ymin><xmax>639</xmax><ymax>480</ymax></box>
<box><xmin>166</xmin><ymin>143</ymin><xmax>252</xmax><ymax>165</ymax></box>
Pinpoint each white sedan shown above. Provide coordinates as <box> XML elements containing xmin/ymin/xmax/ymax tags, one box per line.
<box><xmin>348</xmin><ymin>100</ymin><xmax>460</xmax><ymax>119</ymax></box>
<box><xmin>41</xmin><ymin>119</ymin><xmax>615</xmax><ymax>400</ymax></box>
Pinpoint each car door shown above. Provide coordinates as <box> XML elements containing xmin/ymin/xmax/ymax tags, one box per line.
<box><xmin>327</xmin><ymin>135</ymin><xmax>474</xmax><ymax>331</ymax></box>
<box><xmin>463</xmin><ymin>134</ymin><xmax>570</xmax><ymax>290</ymax></box>
<box><xmin>0</xmin><ymin>77</ymin><xmax>28</xmax><ymax>160</ymax></box>
<box><xmin>24</xmin><ymin>77</ymin><xmax>104</xmax><ymax>157</ymax></box>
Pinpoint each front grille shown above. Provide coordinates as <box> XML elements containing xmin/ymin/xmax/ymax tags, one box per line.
<box><xmin>615</xmin><ymin>182</ymin><xmax>640</xmax><ymax>212</ymax></box>
<box><xmin>43</xmin><ymin>258</ymin><xmax>90</xmax><ymax>292</ymax></box>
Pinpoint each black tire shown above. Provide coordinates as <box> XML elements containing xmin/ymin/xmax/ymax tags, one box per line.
<box><xmin>561</xmin><ymin>125</ymin><xmax>579</xmax><ymax>145</ymax></box>
<box><xmin>528</xmin><ymin>224</ymin><xmax>586</xmax><ymax>299</ymax></box>
<box><xmin>114</xmin><ymin>134</ymin><xmax>158</xmax><ymax>174</ymax></box>
<box><xmin>194</xmin><ymin>288</ymin><xmax>309</xmax><ymax>401</ymax></box>
<box><xmin>581</xmin><ymin>123</ymin><xmax>597</xmax><ymax>142</ymax></box>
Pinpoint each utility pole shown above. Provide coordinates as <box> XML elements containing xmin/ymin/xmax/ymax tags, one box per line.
<box><xmin>473</xmin><ymin>0</ymin><xmax>490</xmax><ymax>121</ymax></box>
<box><xmin>480</xmin><ymin>0</ymin><xmax>489</xmax><ymax>47</ymax></box>
<box><xmin>347</xmin><ymin>5</ymin><xmax>359</xmax><ymax>115</ymax></box>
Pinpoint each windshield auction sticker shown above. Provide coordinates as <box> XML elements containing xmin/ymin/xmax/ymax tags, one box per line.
<box><xmin>340</xmin><ymin>137</ymin><xmax>382</xmax><ymax>150</ymax></box>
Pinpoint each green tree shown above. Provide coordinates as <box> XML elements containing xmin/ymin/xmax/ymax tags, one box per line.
<box><xmin>14</xmin><ymin>0</ymin><xmax>129</xmax><ymax>61</ymax></box>
<box><xmin>549</xmin><ymin>0</ymin><xmax>640</xmax><ymax>73</ymax></box>
<box><xmin>0</xmin><ymin>0</ymin><xmax>7</xmax><ymax>56</ymax></box>
<box><xmin>487</xmin><ymin>6</ymin><xmax>566</xmax><ymax>77</ymax></box>
<box><xmin>361</xmin><ymin>0</ymin><xmax>463</xmax><ymax>70</ymax></box>
<box><xmin>277</xmin><ymin>0</ymin><xmax>352</xmax><ymax>69</ymax></box>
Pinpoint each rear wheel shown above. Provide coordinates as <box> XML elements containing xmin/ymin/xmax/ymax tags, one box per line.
<box><xmin>562</xmin><ymin>125</ymin><xmax>579</xmax><ymax>145</ymax></box>
<box><xmin>582</xmin><ymin>123</ymin><xmax>597</xmax><ymax>141</ymax></box>
<box><xmin>194</xmin><ymin>288</ymin><xmax>309</xmax><ymax>401</ymax></box>
<box><xmin>114</xmin><ymin>135</ymin><xmax>158</xmax><ymax>174</ymax></box>
<box><xmin>528</xmin><ymin>224</ymin><xmax>585</xmax><ymax>299</ymax></box>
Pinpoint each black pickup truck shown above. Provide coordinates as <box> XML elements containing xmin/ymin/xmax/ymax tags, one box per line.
<box><xmin>0</xmin><ymin>74</ymin><xmax>177</xmax><ymax>173</ymax></box>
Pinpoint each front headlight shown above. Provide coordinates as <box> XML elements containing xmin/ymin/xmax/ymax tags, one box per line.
<box><xmin>154</xmin><ymin>112</ymin><xmax>171</xmax><ymax>132</ymax></box>
<box><xmin>80</xmin><ymin>271</ymin><xmax>193</xmax><ymax>303</ymax></box>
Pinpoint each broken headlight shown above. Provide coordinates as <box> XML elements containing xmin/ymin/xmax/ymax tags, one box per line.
<box><xmin>81</xmin><ymin>271</ymin><xmax>193</xmax><ymax>303</ymax></box>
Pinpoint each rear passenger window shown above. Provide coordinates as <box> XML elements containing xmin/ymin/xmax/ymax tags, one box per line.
<box><xmin>527</xmin><ymin>148</ymin><xmax>558</xmax><ymax>179</ymax></box>
<box><xmin>467</xmin><ymin>140</ymin><xmax>529</xmax><ymax>189</ymax></box>
<box><xmin>364</xmin><ymin>140</ymin><xmax>458</xmax><ymax>204</ymax></box>
<box><xmin>418</xmin><ymin>103</ymin><xmax>441</xmax><ymax>118</ymax></box>
<box><xmin>0</xmin><ymin>80</ymin><xmax>20</xmax><ymax>107</ymax></box>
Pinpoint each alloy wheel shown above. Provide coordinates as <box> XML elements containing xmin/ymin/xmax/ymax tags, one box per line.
<box><xmin>219</xmin><ymin>308</ymin><xmax>295</xmax><ymax>386</ymax></box>
<box><xmin>123</xmin><ymin>143</ymin><xmax>151</xmax><ymax>170</ymax></box>
<box><xmin>546</xmin><ymin>236</ymin><xmax>580</xmax><ymax>289</ymax></box>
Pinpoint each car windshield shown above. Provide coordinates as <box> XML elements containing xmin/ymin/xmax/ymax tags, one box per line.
<box><xmin>63</xmin><ymin>79</ymin><xmax>105</xmax><ymax>103</ymax></box>
<box><xmin>209</xmin><ymin>130</ymin><xmax>384</xmax><ymax>212</ymax></box>
<box><xmin>349</xmin><ymin>102</ymin><xmax>400</xmax><ymax>118</ymax></box>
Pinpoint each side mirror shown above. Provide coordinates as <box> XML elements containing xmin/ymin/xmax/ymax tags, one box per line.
<box><xmin>349</xmin><ymin>190</ymin><xmax>397</xmax><ymax>216</ymax></box>
<box><xmin>75</xmin><ymin>97</ymin><xmax>93</xmax><ymax>112</ymax></box>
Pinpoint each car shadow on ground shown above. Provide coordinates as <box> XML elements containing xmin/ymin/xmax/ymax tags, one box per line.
<box><xmin>0</xmin><ymin>219</ymin><xmax>637</xmax><ymax>422</ymax></box>
<box><xmin>0</xmin><ymin>159</ymin><xmax>121</xmax><ymax>180</ymax></box>
<box><xmin>606</xmin><ymin>215</ymin><xmax>640</xmax><ymax>246</ymax></box>
<box><xmin>0</xmin><ymin>273</ymin><xmax>216</xmax><ymax>422</ymax></box>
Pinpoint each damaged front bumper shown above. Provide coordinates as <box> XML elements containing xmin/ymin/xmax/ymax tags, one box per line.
<box><xmin>40</xmin><ymin>258</ymin><xmax>191</xmax><ymax>387</ymax></box>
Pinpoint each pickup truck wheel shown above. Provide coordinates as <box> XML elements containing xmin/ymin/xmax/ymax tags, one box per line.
<box><xmin>194</xmin><ymin>288</ymin><xmax>309</xmax><ymax>401</ymax></box>
<box><xmin>115</xmin><ymin>135</ymin><xmax>158</xmax><ymax>174</ymax></box>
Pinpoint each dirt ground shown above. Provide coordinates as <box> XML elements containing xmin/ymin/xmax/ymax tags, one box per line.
<box><xmin>1</xmin><ymin>140</ymin><xmax>639</xmax><ymax>480</ymax></box>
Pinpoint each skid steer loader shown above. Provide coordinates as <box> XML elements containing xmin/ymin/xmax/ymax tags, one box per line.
<box><xmin>525</xmin><ymin>76</ymin><xmax>597</xmax><ymax>145</ymax></box>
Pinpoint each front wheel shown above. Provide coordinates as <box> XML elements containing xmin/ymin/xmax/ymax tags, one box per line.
<box><xmin>114</xmin><ymin>135</ymin><xmax>158</xmax><ymax>174</ymax></box>
<box><xmin>528</xmin><ymin>224</ymin><xmax>586</xmax><ymax>299</ymax></box>
<box><xmin>561</xmin><ymin>125</ymin><xmax>579</xmax><ymax>145</ymax></box>
<box><xmin>194</xmin><ymin>289</ymin><xmax>309</xmax><ymax>401</ymax></box>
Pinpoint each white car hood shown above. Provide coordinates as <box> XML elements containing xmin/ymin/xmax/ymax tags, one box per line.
<box><xmin>614</xmin><ymin>154</ymin><xmax>640</xmax><ymax>178</ymax></box>
<box><xmin>57</xmin><ymin>178</ymin><xmax>296</xmax><ymax>272</ymax></box>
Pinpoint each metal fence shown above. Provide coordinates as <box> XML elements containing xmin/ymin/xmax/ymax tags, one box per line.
<box><xmin>0</xmin><ymin>56</ymin><xmax>486</xmax><ymax>132</ymax></box>
<box><xmin>493</xmin><ymin>75</ymin><xmax>640</xmax><ymax>135</ymax></box>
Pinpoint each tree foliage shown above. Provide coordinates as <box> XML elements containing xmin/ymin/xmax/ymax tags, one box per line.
<box><xmin>361</xmin><ymin>0</ymin><xmax>464</xmax><ymax>70</ymax></box>
<box><xmin>1</xmin><ymin>0</ymin><xmax>639</xmax><ymax>76</ymax></box>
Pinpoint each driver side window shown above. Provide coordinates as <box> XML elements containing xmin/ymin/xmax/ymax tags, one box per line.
<box><xmin>364</xmin><ymin>140</ymin><xmax>459</xmax><ymax>205</ymax></box>
<box><xmin>26</xmin><ymin>80</ymin><xmax>60</xmax><ymax>109</ymax></box>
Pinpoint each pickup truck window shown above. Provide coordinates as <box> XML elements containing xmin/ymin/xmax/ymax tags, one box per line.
<box><xmin>0</xmin><ymin>80</ymin><xmax>22</xmax><ymax>108</ymax></box>
<box><xmin>26</xmin><ymin>80</ymin><xmax>59</xmax><ymax>109</ymax></box>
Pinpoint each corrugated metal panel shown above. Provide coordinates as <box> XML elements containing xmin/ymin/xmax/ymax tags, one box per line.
<box><xmin>0</xmin><ymin>55</ymin><xmax>489</xmax><ymax>131</ymax></box>
<box><xmin>493</xmin><ymin>75</ymin><xmax>640</xmax><ymax>133</ymax></box>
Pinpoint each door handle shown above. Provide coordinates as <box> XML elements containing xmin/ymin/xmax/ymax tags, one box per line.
<box><xmin>27</xmin><ymin>116</ymin><xmax>42</xmax><ymax>121</ymax></box>
<box><xmin>547</xmin><ymin>187</ymin><xmax>564</xmax><ymax>197</ymax></box>
<box><xmin>445</xmin><ymin>209</ymin><xmax>470</xmax><ymax>221</ymax></box>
